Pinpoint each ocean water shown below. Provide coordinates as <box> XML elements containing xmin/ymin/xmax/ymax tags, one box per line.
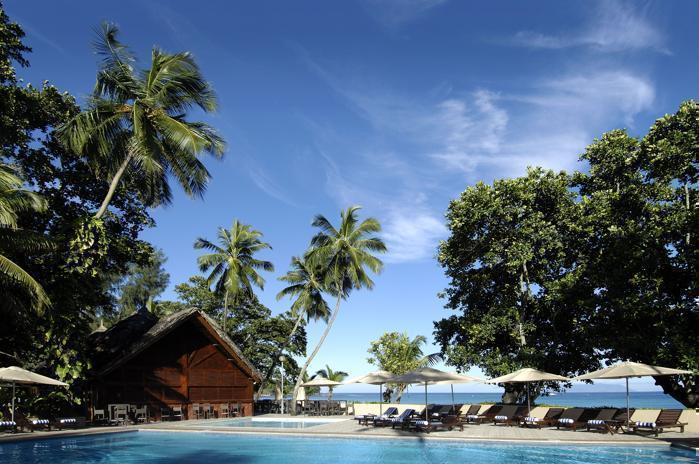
<box><xmin>311</xmin><ymin>391</ymin><xmax>686</xmax><ymax>409</ymax></box>
<box><xmin>0</xmin><ymin>431</ymin><xmax>695</xmax><ymax>464</ymax></box>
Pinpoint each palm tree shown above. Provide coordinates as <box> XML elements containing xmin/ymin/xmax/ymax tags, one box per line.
<box><xmin>314</xmin><ymin>364</ymin><xmax>348</xmax><ymax>402</ymax></box>
<box><xmin>194</xmin><ymin>220</ymin><xmax>273</xmax><ymax>331</ymax></box>
<box><xmin>57</xmin><ymin>23</ymin><xmax>225</xmax><ymax>219</ymax></box>
<box><xmin>0</xmin><ymin>163</ymin><xmax>51</xmax><ymax>312</ymax></box>
<box><xmin>256</xmin><ymin>255</ymin><xmax>331</xmax><ymax>397</ymax></box>
<box><xmin>291</xmin><ymin>206</ymin><xmax>386</xmax><ymax>409</ymax></box>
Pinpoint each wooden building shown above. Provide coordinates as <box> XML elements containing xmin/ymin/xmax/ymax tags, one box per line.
<box><xmin>88</xmin><ymin>308</ymin><xmax>261</xmax><ymax>420</ymax></box>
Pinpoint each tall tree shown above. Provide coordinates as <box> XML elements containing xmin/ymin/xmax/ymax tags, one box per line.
<box><xmin>57</xmin><ymin>22</ymin><xmax>225</xmax><ymax>219</ymax></box>
<box><xmin>110</xmin><ymin>249</ymin><xmax>170</xmax><ymax>322</ymax></box>
<box><xmin>367</xmin><ymin>332</ymin><xmax>441</xmax><ymax>402</ymax></box>
<box><xmin>434</xmin><ymin>168</ymin><xmax>598</xmax><ymax>403</ymax></box>
<box><xmin>0</xmin><ymin>163</ymin><xmax>51</xmax><ymax>312</ymax></box>
<box><xmin>314</xmin><ymin>364</ymin><xmax>348</xmax><ymax>402</ymax></box>
<box><xmin>291</xmin><ymin>206</ymin><xmax>386</xmax><ymax>411</ymax></box>
<box><xmin>194</xmin><ymin>220</ymin><xmax>274</xmax><ymax>331</ymax></box>
<box><xmin>256</xmin><ymin>255</ymin><xmax>331</xmax><ymax>398</ymax></box>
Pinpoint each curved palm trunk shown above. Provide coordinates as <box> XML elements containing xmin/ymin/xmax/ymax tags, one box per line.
<box><xmin>291</xmin><ymin>293</ymin><xmax>342</xmax><ymax>415</ymax></box>
<box><xmin>94</xmin><ymin>154</ymin><xmax>132</xmax><ymax>219</ymax></box>
<box><xmin>222</xmin><ymin>290</ymin><xmax>229</xmax><ymax>332</ymax></box>
<box><xmin>255</xmin><ymin>310</ymin><xmax>305</xmax><ymax>400</ymax></box>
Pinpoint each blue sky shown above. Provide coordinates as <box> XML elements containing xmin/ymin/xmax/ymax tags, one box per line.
<box><xmin>7</xmin><ymin>0</ymin><xmax>697</xmax><ymax>393</ymax></box>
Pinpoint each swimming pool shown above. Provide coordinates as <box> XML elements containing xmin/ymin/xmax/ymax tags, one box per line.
<box><xmin>0</xmin><ymin>432</ymin><xmax>695</xmax><ymax>463</ymax></box>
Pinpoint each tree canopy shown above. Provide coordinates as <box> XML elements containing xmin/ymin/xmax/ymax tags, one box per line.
<box><xmin>435</xmin><ymin>101</ymin><xmax>698</xmax><ymax>407</ymax></box>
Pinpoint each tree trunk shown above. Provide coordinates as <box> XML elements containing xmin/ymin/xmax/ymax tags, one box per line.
<box><xmin>222</xmin><ymin>290</ymin><xmax>228</xmax><ymax>332</ymax></box>
<box><xmin>653</xmin><ymin>375</ymin><xmax>698</xmax><ymax>408</ymax></box>
<box><xmin>94</xmin><ymin>153</ymin><xmax>132</xmax><ymax>219</ymax></box>
<box><xmin>685</xmin><ymin>183</ymin><xmax>691</xmax><ymax>246</ymax></box>
<box><xmin>291</xmin><ymin>292</ymin><xmax>342</xmax><ymax>415</ymax></box>
<box><xmin>255</xmin><ymin>310</ymin><xmax>305</xmax><ymax>400</ymax></box>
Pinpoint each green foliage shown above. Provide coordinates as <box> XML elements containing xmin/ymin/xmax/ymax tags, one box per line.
<box><xmin>57</xmin><ymin>22</ymin><xmax>225</xmax><ymax>218</ymax></box>
<box><xmin>314</xmin><ymin>364</ymin><xmax>348</xmax><ymax>401</ymax></box>
<box><xmin>0</xmin><ymin>6</ymin><xmax>156</xmax><ymax>416</ymax></box>
<box><xmin>64</xmin><ymin>217</ymin><xmax>108</xmax><ymax>276</ymax></box>
<box><xmin>436</xmin><ymin>102</ymin><xmax>698</xmax><ymax>407</ymax></box>
<box><xmin>367</xmin><ymin>332</ymin><xmax>441</xmax><ymax>401</ymax></box>
<box><xmin>195</xmin><ymin>219</ymin><xmax>274</xmax><ymax>330</ymax></box>
<box><xmin>110</xmin><ymin>249</ymin><xmax>170</xmax><ymax>321</ymax></box>
<box><xmin>291</xmin><ymin>206</ymin><xmax>387</xmax><ymax>409</ymax></box>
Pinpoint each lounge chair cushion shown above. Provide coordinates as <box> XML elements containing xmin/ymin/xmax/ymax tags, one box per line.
<box><xmin>0</xmin><ymin>421</ymin><xmax>16</xmax><ymax>426</ymax></box>
<box><xmin>588</xmin><ymin>419</ymin><xmax>605</xmax><ymax>425</ymax></box>
<box><xmin>494</xmin><ymin>415</ymin><xmax>508</xmax><ymax>421</ymax></box>
<box><xmin>31</xmin><ymin>419</ymin><xmax>49</xmax><ymax>425</ymax></box>
<box><xmin>558</xmin><ymin>418</ymin><xmax>574</xmax><ymax>424</ymax></box>
<box><xmin>466</xmin><ymin>414</ymin><xmax>479</xmax><ymax>419</ymax></box>
<box><xmin>635</xmin><ymin>421</ymin><xmax>656</xmax><ymax>428</ymax></box>
<box><xmin>60</xmin><ymin>418</ymin><xmax>76</xmax><ymax>424</ymax></box>
<box><xmin>523</xmin><ymin>417</ymin><xmax>540</xmax><ymax>422</ymax></box>
<box><xmin>414</xmin><ymin>420</ymin><xmax>429</xmax><ymax>426</ymax></box>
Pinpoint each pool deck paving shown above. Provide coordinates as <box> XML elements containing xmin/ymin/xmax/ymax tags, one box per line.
<box><xmin>1</xmin><ymin>415</ymin><xmax>698</xmax><ymax>453</ymax></box>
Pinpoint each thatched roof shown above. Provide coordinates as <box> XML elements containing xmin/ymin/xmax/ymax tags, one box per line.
<box><xmin>89</xmin><ymin>308</ymin><xmax>261</xmax><ymax>381</ymax></box>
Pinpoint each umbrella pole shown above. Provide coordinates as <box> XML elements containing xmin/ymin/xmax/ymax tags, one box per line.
<box><xmin>527</xmin><ymin>382</ymin><xmax>531</xmax><ymax>417</ymax></box>
<box><xmin>11</xmin><ymin>381</ymin><xmax>15</xmax><ymax>422</ymax></box>
<box><xmin>424</xmin><ymin>382</ymin><xmax>428</xmax><ymax>421</ymax></box>
<box><xmin>451</xmin><ymin>384</ymin><xmax>455</xmax><ymax>415</ymax></box>
<box><xmin>626</xmin><ymin>377</ymin><xmax>630</xmax><ymax>430</ymax></box>
<box><xmin>379</xmin><ymin>383</ymin><xmax>383</xmax><ymax>416</ymax></box>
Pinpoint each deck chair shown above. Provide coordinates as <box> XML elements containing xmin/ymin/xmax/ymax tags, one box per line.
<box><xmin>557</xmin><ymin>408</ymin><xmax>597</xmax><ymax>431</ymax></box>
<box><xmin>585</xmin><ymin>408</ymin><xmax>619</xmax><ymax>434</ymax></box>
<box><xmin>630</xmin><ymin>409</ymin><xmax>688</xmax><ymax>436</ymax></box>
<box><xmin>494</xmin><ymin>406</ymin><xmax>528</xmax><ymax>426</ymax></box>
<box><xmin>390</xmin><ymin>408</ymin><xmax>416</xmax><ymax>429</ymax></box>
<box><xmin>520</xmin><ymin>408</ymin><xmax>564</xmax><ymax>428</ymax></box>
<box><xmin>413</xmin><ymin>414</ymin><xmax>464</xmax><ymax>433</ymax></box>
<box><xmin>469</xmin><ymin>405</ymin><xmax>503</xmax><ymax>424</ymax></box>
<box><xmin>370</xmin><ymin>407</ymin><xmax>399</xmax><ymax>426</ymax></box>
<box><xmin>461</xmin><ymin>404</ymin><xmax>482</xmax><ymax>424</ymax></box>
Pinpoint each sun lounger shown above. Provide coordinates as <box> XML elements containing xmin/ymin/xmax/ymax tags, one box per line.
<box><xmin>629</xmin><ymin>409</ymin><xmax>688</xmax><ymax>436</ymax></box>
<box><xmin>12</xmin><ymin>410</ymin><xmax>51</xmax><ymax>432</ymax></box>
<box><xmin>53</xmin><ymin>417</ymin><xmax>83</xmax><ymax>430</ymax></box>
<box><xmin>390</xmin><ymin>408</ymin><xmax>417</xmax><ymax>429</ymax></box>
<box><xmin>371</xmin><ymin>407</ymin><xmax>400</xmax><ymax>426</ymax></box>
<box><xmin>520</xmin><ymin>408</ymin><xmax>564</xmax><ymax>428</ymax></box>
<box><xmin>461</xmin><ymin>404</ymin><xmax>482</xmax><ymax>424</ymax></box>
<box><xmin>585</xmin><ymin>408</ymin><xmax>619</xmax><ymax>434</ymax></box>
<box><xmin>0</xmin><ymin>420</ymin><xmax>17</xmax><ymax>433</ymax></box>
<box><xmin>468</xmin><ymin>404</ymin><xmax>503</xmax><ymax>424</ymax></box>
<box><xmin>556</xmin><ymin>408</ymin><xmax>597</xmax><ymax>431</ymax></box>
<box><xmin>412</xmin><ymin>415</ymin><xmax>464</xmax><ymax>433</ymax></box>
<box><xmin>605</xmin><ymin>408</ymin><xmax>634</xmax><ymax>433</ymax></box>
<box><xmin>493</xmin><ymin>406</ymin><xmax>528</xmax><ymax>426</ymax></box>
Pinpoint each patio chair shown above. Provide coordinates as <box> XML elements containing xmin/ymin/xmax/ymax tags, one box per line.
<box><xmin>161</xmin><ymin>408</ymin><xmax>172</xmax><ymax>422</ymax></box>
<box><xmin>370</xmin><ymin>407</ymin><xmax>399</xmax><ymax>426</ymax></box>
<box><xmin>112</xmin><ymin>405</ymin><xmax>128</xmax><ymax>425</ymax></box>
<box><xmin>92</xmin><ymin>409</ymin><xmax>108</xmax><ymax>425</ymax></box>
<box><xmin>203</xmin><ymin>403</ymin><xmax>213</xmax><ymax>419</ymax></box>
<box><xmin>556</xmin><ymin>408</ymin><xmax>597</xmax><ymax>431</ymax></box>
<box><xmin>231</xmin><ymin>402</ymin><xmax>240</xmax><ymax>417</ymax></box>
<box><xmin>390</xmin><ymin>408</ymin><xmax>416</xmax><ymax>429</ymax></box>
<box><xmin>585</xmin><ymin>408</ymin><xmax>619</xmax><ymax>434</ymax></box>
<box><xmin>172</xmin><ymin>405</ymin><xmax>184</xmax><ymax>421</ymax></box>
<box><xmin>220</xmin><ymin>404</ymin><xmax>230</xmax><ymax>418</ymax></box>
<box><xmin>629</xmin><ymin>409</ymin><xmax>688</xmax><ymax>436</ymax></box>
<box><xmin>338</xmin><ymin>400</ymin><xmax>348</xmax><ymax>415</ymax></box>
<box><xmin>520</xmin><ymin>407</ymin><xmax>564</xmax><ymax>428</ymax></box>
<box><xmin>192</xmin><ymin>403</ymin><xmax>203</xmax><ymax>420</ymax></box>
<box><xmin>134</xmin><ymin>406</ymin><xmax>149</xmax><ymax>423</ymax></box>
<box><xmin>493</xmin><ymin>405</ymin><xmax>528</xmax><ymax>426</ymax></box>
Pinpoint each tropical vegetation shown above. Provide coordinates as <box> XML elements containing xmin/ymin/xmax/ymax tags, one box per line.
<box><xmin>435</xmin><ymin>101</ymin><xmax>699</xmax><ymax>407</ymax></box>
<box><xmin>314</xmin><ymin>364</ymin><xmax>348</xmax><ymax>401</ymax></box>
<box><xmin>367</xmin><ymin>332</ymin><xmax>441</xmax><ymax>402</ymax></box>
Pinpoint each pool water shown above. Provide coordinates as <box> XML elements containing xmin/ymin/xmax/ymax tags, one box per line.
<box><xmin>208</xmin><ymin>418</ymin><xmax>332</xmax><ymax>428</ymax></box>
<box><xmin>0</xmin><ymin>431</ymin><xmax>696</xmax><ymax>463</ymax></box>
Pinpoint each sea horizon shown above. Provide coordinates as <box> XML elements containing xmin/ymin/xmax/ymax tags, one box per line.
<box><xmin>306</xmin><ymin>391</ymin><xmax>685</xmax><ymax>409</ymax></box>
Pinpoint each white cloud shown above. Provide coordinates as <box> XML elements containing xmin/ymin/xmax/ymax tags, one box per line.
<box><xmin>360</xmin><ymin>0</ymin><xmax>448</xmax><ymax>28</ymax></box>
<box><xmin>381</xmin><ymin>206</ymin><xmax>446</xmax><ymax>262</ymax></box>
<box><xmin>511</xmin><ymin>1</ymin><xmax>668</xmax><ymax>54</ymax></box>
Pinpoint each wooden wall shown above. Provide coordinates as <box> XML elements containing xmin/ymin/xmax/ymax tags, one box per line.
<box><xmin>93</xmin><ymin>318</ymin><xmax>255</xmax><ymax>418</ymax></box>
